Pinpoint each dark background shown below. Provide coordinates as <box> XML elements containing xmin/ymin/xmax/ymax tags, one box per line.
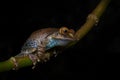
<box><xmin>0</xmin><ymin>0</ymin><xmax>120</xmax><ymax>80</ymax></box>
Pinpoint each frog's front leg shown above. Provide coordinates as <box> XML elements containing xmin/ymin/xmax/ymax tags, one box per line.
<box><xmin>28</xmin><ymin>53</ymin><xmax>39</xmax><ymax>66</ymax></box>
<box><xmin>36</xmin><ymin>46</ymin><xmax>50</xmax><ymax>62</ymax></box>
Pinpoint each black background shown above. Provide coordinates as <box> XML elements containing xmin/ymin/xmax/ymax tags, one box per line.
<box><xmin>0</xmin><ymin>0</ymin><xmax>120</xmax><ymax>80</ymax></box>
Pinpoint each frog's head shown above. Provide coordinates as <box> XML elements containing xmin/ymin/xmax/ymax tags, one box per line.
<box><xmin>47</xmin><ymin>27</ymin><xmax>76</xmax><ymax>49</ymax></box>
<box><xmin>52</xmin><ymin>27</ymin><xmax>75</xmax><ymax>40</ymax></box>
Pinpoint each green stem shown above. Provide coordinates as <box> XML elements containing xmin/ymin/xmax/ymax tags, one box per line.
<box><xmin>0</xmin><ymin>0</ymin><xmax>111</xmax><ymax>72</ymax></box>
<box><xmin>75</xmin><ymin>0</ymin><xmax>111</xmax><ymax>41</ymax></box>
<box><xmin>0</xmin><ymin>56</ymin><xmax>33</xmax><ymax>72</ymax></box>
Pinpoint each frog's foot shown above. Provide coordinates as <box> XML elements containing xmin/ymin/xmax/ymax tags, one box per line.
<box><xmin>43</xmin><ymin>53</ymin><xmax>51</xmax><ymax>62</ymax></box>
<box><xmin>10</xmin><ymin>57</ymin><xmax>18</xmax><ymax>70</ymax></box>
<box><xmin>87</xmin><ymin>14</ymin><xmax>99</xmax><ymax>26</ymax></box>
<box><xmin>53</xmin><ymin>50</ymin><xmax>57</xmax><ymax>57</ymax></box>
<box><xmin>36</xmin><ymin>52</ymin><xmax>47</xmax><ymax>62</ymax></box>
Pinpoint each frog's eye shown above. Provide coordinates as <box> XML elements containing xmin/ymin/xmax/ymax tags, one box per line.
<box><xmin>59</xmin><ymin>27</ymin><xmax>69</xmax><ymax>34</ymax></box>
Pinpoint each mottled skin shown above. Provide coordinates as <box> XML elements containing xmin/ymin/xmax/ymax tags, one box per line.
<box><xmin>15</xmin><ymin>27</ymin><xmax>76</xmax><ymax>68</ymax></box>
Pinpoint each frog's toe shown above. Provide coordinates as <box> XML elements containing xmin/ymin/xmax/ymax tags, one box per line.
<box><xmin>10</xmin><ymin>57</ymin><xmax>18</xmax><ymax>70</ymax></box>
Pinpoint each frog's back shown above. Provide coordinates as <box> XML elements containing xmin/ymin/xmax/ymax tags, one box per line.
<box><xmin>28</xmin><ymin>28</ymin><xmax>59</xmax><ymax>40</ymax></box>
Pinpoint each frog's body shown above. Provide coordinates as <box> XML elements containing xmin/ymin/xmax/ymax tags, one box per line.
<box><xmin>21</xmin><ymin>28</ymin><xmax>60</xmax><ymax>55</ymax></box>
<box><xmin>14</xmin><ymin>27</ymin><xmax>76</xmax><ymax>69</ymax></box>
<box><xmin>21</xmin><ymin>28</ymin><xmax>74</xmax><ymax>54</ymax></box>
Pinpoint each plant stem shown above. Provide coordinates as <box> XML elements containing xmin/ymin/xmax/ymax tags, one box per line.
<box><xmin>0</xmin><ymin>56</ymin><xmax>33</xmax><ymax>72</ymax></box>
<box><xmin>75</xmin><ymin>0</ymin><xmax>111</xmax><ymax>41</ymax></box>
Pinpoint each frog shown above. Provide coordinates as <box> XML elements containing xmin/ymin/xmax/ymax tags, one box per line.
<box><xmin>12</xmin><ymin>26</ymin><xmax>76</xmax><ymax>69</ymax></box>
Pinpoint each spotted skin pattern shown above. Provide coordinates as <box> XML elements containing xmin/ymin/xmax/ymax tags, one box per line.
<box><xmin>21</xmin><ymin>39</ymin><xmax>38</xmax><ymax>52</ymax></box>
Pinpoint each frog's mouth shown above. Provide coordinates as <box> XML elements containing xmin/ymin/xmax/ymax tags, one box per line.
<box><xmin>52</xmin><ymin>33</ymin><xmax>75</xmax><ymax>41</ymax></box>
<box><xmin>53</xmin><ymin>37</ymin><xmax>74</xmax><ymax>41</ymax></box>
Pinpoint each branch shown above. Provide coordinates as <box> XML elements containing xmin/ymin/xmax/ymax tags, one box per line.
<box><xmin>75</xmin><ymin>0</ymin><xmax>111</xmax><ymax>41</ymax></box>
<box><xmin>0</xmin><ymin>56</ymin><xmax>33</xmax><ymax>72</ymax></box>
<box><xmin>0</xmin><ymin>0</ymin><xmax>111</xmax><ymax>72</ymax></box>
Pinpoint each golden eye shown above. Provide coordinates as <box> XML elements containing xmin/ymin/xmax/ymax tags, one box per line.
<box><xmin>59</xmin><ymin>27</ymin><xmax>69</xmax><ymax>34</ymax></box>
